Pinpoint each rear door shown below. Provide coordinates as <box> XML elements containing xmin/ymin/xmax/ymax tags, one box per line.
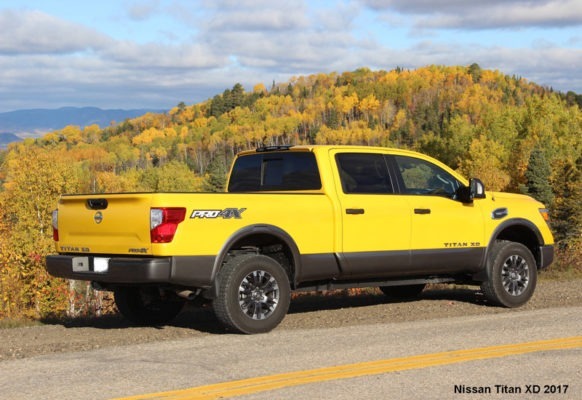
<box><xmin>333</xmin><ymin>150</ymin><xmax>412</xmax><ymax>278</ymax></box>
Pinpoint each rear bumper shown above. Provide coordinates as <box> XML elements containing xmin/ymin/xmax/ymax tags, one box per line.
<box><xmin>45</xmin><ymin>254</ymin><xmax>215</xmax><ymax>288</ymax></box>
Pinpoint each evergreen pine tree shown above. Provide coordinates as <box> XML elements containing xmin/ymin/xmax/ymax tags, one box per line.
<box><xmin>468</xmin><ymin>63</ymin><xmax>482</xmax><ymax>83</ymax></box>
<box><xmin>209</xmin><ymin>94</ymin><xmax>225</xmax><ymax>117</ymax></box>
<box><xmin>522</xmin><ymin>147</ymin><xmax>554</xmax><ymax>207</ymax></box>
<box><xmin>230</xmin><ymin>83</ymin><xmax>245</xmax><ymax>108</ymax></box>
<box><xmin>202</xmin><ymin>154</ymin><xmax>228</xmax><ymax>192</ymax></box>
<box><xmin>551</xmin><ymin>157</ymin><xmax>582</xmax><ymax>244</ymax></box>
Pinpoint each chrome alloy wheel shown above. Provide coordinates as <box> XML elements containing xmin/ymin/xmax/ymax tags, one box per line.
<box><xmin>238</xmin><ymin>270</ymin><xmax>280</xmax><ymax>320</ymax></box>
<box><xmin>500</xmin><ymin>254</ymin><xmax>530</xmax><ymax>296</ymax></box>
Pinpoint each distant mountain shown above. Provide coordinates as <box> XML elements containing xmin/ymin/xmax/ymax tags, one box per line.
<box><xmin>0</xmin><ymin>106</ymin><xmax>166</xmax><ymax>141</ymax></box>
<box><xmin>0</xmin><ymin>132</ymin><xmax>21</xmax><ymax>149</ymax></box>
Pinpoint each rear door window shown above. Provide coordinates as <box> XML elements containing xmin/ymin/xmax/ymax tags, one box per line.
<box><xmin>336</xmin><ymin>153</ymin><xmax>394</xmax><ymax>194</ymax></box>
<box><xmin>228</xmin><ymin>152</ymin><xmax>322</xmax><ymax>192</ymax></box>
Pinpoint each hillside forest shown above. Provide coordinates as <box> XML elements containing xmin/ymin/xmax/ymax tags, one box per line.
<box><xmin>0</xmin><ymin>64</ymin><xmax>580</xmax><ymax>320</ymax></box>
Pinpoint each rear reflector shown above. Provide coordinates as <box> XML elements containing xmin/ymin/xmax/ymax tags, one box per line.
<box><xmin>52</xmin><ymin>210</ymin><xmax>59</xmax><ymax>241</ymax></box>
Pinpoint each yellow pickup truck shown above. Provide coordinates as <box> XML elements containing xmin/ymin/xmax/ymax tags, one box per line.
<box><xmin>46</xmin><ymin>145</ymin><xmax>554</xmax><ymax>333</ymax></box>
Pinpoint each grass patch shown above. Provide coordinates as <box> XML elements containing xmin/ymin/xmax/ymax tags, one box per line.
<box><xmin>540</xmin><ymin>241</ymin><xmax>582</xmax><ymax>280</ymax></box>
<box><xmin>0</xmin><ymin>318</ymin><xmax>43</xmax><ymax>329</ymax></box>
<box><xmin>540</xmin><ymin>266</ymin><xmax>582</xmax><ymax>281</ymax></box>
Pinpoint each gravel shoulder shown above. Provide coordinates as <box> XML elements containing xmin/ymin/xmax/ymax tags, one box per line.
<box><xmin>1</xmin><ymin>278</ymin><xmax>581</xmax><ymax>361</ymax></box>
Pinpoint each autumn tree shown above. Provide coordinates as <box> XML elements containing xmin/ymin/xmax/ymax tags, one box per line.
<box><xmin>457</xmin><ymin>136</ymin><xmax>510</xmax><ymax>191</ymax></box>
<box><xmin>140</xmin><ymin>161</ymin><xmax>203</xmax><ymax>192</ymax></box>
<box><xmin>0</xmin><ymin>145</ymin><xmax>80</xmax><ymax>317</ymax></box>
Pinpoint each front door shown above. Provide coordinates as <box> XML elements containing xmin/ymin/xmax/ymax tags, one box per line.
<box><xmin>390</xmin><ymin>155</ymin><xmax>486</xmax><ymax>273</ymax></box>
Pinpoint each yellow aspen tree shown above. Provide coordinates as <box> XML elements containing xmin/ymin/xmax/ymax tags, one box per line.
<box><xmin>458</xmin><ymin>136</ymin><xmax>510</xmax><ymax>191</ymax></box>
<box><xmin>0</xmin><ymin>145</ymin><xmax>80</xmax><ymax>317</ymax></box>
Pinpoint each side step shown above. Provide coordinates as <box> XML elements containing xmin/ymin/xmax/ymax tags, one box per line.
<box><xmin>295</xmin><ymin>277</ymin><xmax>457</xmax><ymax>293</ymax></box>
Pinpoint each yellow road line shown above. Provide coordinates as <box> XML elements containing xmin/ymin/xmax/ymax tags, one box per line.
<box><xmin>118</xmin><ymin>336</ymin><xmax>582</xmax><ymax>400</ymax></box>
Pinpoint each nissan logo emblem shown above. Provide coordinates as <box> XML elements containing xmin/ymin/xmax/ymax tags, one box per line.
<box><xmin>94</xmin><ymin>211</ymin><xmax>103</xmax><ymax>224</ymax></box>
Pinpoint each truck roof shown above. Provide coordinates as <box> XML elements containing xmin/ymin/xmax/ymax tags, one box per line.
<box><xmin>238</xmin><ymin>145</ymin><xmax>428</xmax><ymax>158</ymax></box>
<box><xmin>234</xmin><ymin>145</ymin><xmax>468</xmax><ymax>187</ymax></box>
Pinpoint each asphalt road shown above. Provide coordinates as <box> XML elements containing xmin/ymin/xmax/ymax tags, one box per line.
<box><xmin>1</xmin><ymin>306</ymin><xmax>580</xmax><ymax>400</ymax></box>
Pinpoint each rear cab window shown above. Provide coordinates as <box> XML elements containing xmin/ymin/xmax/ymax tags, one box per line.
<box><xmin>228</xmin><ymin>151</ymin><xmax>322</xmax><ymax>192</ymax></box>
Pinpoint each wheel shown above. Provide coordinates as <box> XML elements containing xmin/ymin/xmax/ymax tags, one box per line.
<box><xmin>114</xmin><ymin>286</ymin><xmax>185</xmax><ymax>325</ymax></box>
<box><xmin>213</xmin><ymin>254</ymin><xmax>291</xmax><ymax>334</ymax></box>
<box><xmin>480</xmin><ymin>241</ymin><xmax>537</xmax><ymax>307</ymax></box>
<box><xmin>379</xmin><ymin>284</ymin><xmax>426</xmax><ymax>299</ymax></box>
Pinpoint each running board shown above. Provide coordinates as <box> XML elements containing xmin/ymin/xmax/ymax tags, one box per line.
<box><xmin>295</xmin><ymin>277</ymin><xmax>457</xmax><ymax>292</ymax></box>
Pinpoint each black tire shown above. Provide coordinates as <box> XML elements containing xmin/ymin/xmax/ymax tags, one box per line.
<box><xmin>114</xmin><ymin>286</ymin><xmax>185</xmax><ymax>325</ymax></box>
<box><xmin>379</xmin><ymin>284</ymin><xmax>426</xmax><ymax>299</ymax></box>
<box><xmin>480</xmin><ymin>241</ymin><xmax>537</xmax><ymax>308</ymax></box>
<box><xmin>213</xmin><ymin>254</ymin><xmax>291</xmax><ymax>334</ymax></box>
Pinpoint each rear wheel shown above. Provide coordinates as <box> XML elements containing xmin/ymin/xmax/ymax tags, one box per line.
<box><xmin>480</xmin><ymin>241</ymin><xmax>537</xmax><ymax>307</ymax></box>
<box><xmin>213</xmin><ymin>254</ymin><xmax>291</xmax><ymax>334</ymax></box>
<box><xmin>379</xmin><ymin>284</ymin><xmax>426</xmax><ymax>299</ymax></box>
<box><xmin>114</xmin><ymin>287</ymin><xmax>185</xmax><ymax>325</ymax></box>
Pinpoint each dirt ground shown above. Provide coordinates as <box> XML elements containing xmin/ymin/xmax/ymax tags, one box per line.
<box><xmin>1</xmin><ymin>279</ymin><xmax>581</xmax><ymax>361</ymax></box>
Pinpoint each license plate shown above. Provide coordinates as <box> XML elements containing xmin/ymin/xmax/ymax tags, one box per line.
<box><xmin>72</xmin><ymin>257</ymin><xmax>89</xmax><ymax>272</ymax></box>
<box><xmin>93</xmin><ymin>257</ymin><xmax>110</xmax><ymax>273</ymax></box>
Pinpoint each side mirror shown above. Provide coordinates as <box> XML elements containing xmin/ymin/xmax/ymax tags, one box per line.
<box><xmin>456</xmin><ymin>185</ymin><xmax>473</xmax><ymax>203</ymax></box>
<box><xmin>470</xmin><ymin>178</ymin><xmax>486</xmax><ymax>199</ymax></box>
<box><xmin>456</xmin><ymin>178</ymin><xmax>486</xmax><ymax>204</ymax></box>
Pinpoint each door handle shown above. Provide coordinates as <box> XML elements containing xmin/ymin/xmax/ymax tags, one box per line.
<box><xmin>87</xmin><ymin>198</ymin><xmax>108</xmax><ymax>210</ymax></box>
<box><xmin>346</xmin><ymin>208</ymin><xmax>365</xmax><ymax>215</ymax></box>
<box><xmin>414</xmin><ymin>208</ymin><xmax>431</xmax><ymax>214</ymax></box>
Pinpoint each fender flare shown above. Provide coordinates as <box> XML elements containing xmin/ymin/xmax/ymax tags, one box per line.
<box><xmin>209</xmin><ymin>224</ymin><xmax>302</xmax><ymax>289</ymax></box>
<box><xmin>487</xmin><ymin>218</ymin><xmax>545</xmax><ymax>250</ymax></box>
<box><xmin>474</xmin><ymin>218</ymin><xmax>545</xmax><ymax>281</ymax></box>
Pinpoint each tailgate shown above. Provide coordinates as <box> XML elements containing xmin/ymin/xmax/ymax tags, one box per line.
<box><xmin>56</xmin><ymin>194</ymin><xmax>153</xmax><ymax>255</ymax></box>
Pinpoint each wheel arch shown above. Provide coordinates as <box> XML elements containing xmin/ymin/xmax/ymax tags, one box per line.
<box><xmin>487</xmin><ymin>218</ymin><xmax>545</xmax><ymax>268</ymax></box>
<box><xmin>210</xmin><ymin>224</ymin><xmax>302</xmax><ymax>292</ymax></box>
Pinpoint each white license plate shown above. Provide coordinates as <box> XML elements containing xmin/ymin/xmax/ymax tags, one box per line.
<box><xmin>72</xmin><ymin>257</ymin><xmax>89</xmax><ymax>272</ymax></box>
<box><xmin>93</xmin><ymin>257</ymin><xmax>110</xmax><ymax>273</ymax></box>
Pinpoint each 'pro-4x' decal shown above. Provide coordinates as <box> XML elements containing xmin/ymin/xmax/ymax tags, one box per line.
<box><xmin>190</xmin><ymin>208</ymin><xmax>246</xmax><ymax>219</ymax></box>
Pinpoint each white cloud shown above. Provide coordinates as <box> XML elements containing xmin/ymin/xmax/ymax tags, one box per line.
<box><xmin>197</xmin><ymin>0</ymin><xmax>309</xmax><ymax>32</ymax></box>
<box><xmin>192</xmin><ymin>0</ymin><xmax>362</xmax><ymax>73</ymax></box>
<box><xmin>361</xmin><ymin>39</ymin><xmax>582</xmax><ymax>91</ymax></box>
<box><xmin>103</xmin><ymin>41</ymin><xmax>225</xmax><ymax>69</ymax></box>
<box><xmin>126</xmin><ymin>0</ymin><xmax>161</xmax><ymax>21</ymax></box>
<box><xmin>205</xmin><ymin>8</ymin><xmax>308</xmax><ymax>32</ymax></box>
<box><xmin>361</xmin><ymin>0</ymin><xmax>582</xmax><ymax>29</ymax></box>
<box><xmin>0</xmin><ymin>8</ymin><xmax>230</xmax><ymax>111</ymax></box>
<box><xmin>0</xmin><ymin>1</ymin><xmax>580</xmax><ymax>113</ymax></box>
<box><xmin>0</xmin><ymin>9</ymin><xmax>111</xmax><ymax>54</ymax></box>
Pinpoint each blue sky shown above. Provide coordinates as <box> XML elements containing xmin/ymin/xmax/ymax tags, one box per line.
<box><xmin>0</xmin><ymin>0</ymin><xmax>580</xmax><ymax>112</ymax></box>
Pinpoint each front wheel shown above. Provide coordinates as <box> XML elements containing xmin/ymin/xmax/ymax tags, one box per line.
<box><xmin>114</xmin><ymin>287</ymin><xmax>185</xmax><ymax>325</ymax></box>
<box><xmin>213</xmin><ymin>254</ymin><xmax>291</xmax><ymax>334</ymax></box>
<box><xmin>480</xmin><ymin>241</ymin><xmax>537</xmax><ymax>308</ymax></box>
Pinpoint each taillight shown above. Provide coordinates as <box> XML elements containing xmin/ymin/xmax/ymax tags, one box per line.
<box><xmin>150</xmin><ymin>208</ymin><xmax>186</xmax><ymax>243</ymax></box>
<box><xmin>52</xmin><ymin>210</ymin><xmax>59</xmax><ymax>241</ymax></box>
